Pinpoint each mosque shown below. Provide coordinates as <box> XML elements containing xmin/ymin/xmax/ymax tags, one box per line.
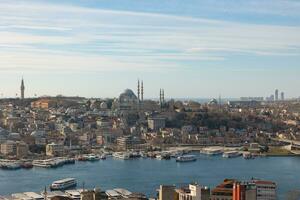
<box><xmin>112</xmin><ymin>80</ymin><xmax>144</xmax><ymax>112</ymax></box>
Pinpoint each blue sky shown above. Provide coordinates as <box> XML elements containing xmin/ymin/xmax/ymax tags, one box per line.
<box><xmin>0</xmin><ymin>0</ymin><xmax>300</xmax><ymax>98</ymax></box>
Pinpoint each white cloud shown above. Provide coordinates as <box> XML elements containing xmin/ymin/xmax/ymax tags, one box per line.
<box><xmin>0</xmin><ymin>0</ymin><xmax>299</xmax><ymax>73</ymax></box>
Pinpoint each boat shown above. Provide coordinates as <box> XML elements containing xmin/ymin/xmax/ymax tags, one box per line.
<box><xmin>223</xmin><ymin>151</ymin><xmax>242</xmax><ymax>158</ymax></box>
<box><xmin>243</xmin><ymin>152</ymin><xmax>254</xmax><ymax>159</ymax></box>
<box><xmin>50</xmin><ymin>178</ymin><xmax>77</xmax><ymax>191</ymax></box>
<box><xmin>3</xmin><ymin>163</ymin><xmax>21</xmax><ymax>170</ymax></box>
<box><xmin>200</xmin><ymin>148</ymin><xmax>223</xmax><ymax>156</ymax></box>
<box><xmin>176</xmin><ymin>155</ymin><xmax>197</xmax><ymax>162</ymax></box>
<box><xmin>85</xmin><ymin>154</ymin><xmax>100</xmax><ymax>161</ymax></box>
<box><xmin>100</xmin><ymin>154</ymin><xmax>106</xmax><ymax>160</ymax></box>
<box><xmin>21</xmin><ymin>162</ymin><xmax>33</xmax><ymax>169</ymax></box>
<box><xmin>113</xmin><ymin>152</ymin><xmax>130</xmax><ymax>160</ymax></box>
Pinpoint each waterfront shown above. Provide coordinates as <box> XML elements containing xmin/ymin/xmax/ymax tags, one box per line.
<box><xmin>1</xmin><ymin>155</ymin><xmax>300</xmax><ymax>199</ymax></box>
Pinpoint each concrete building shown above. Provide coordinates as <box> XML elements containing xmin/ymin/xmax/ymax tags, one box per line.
<box><xmin>252</xmin><ymin>180</ymin><xmax>276</xmax><ymax>200</ymax></box>
<box><xmin>275</xmin><ymin>89</ymin><xmax>279</xmax><ymax>101</ymax></box>
<box><xmin>281</xmin><ymin>92</ymin><xmax>285</xmax><ymax>101</ymax></box>
<box><xmin>0</xmin><ymin>140</ymin><xmax>16</xmax><ymax>155</ymax></box>
<box><xmin>176</xmin><ymin>184</ymin><xmax>210</xmax><ymax>200</ymax></box>
<box><xmin>159</xmin><ymin>185</ymin><xmax>176</xmax><ymax>200</ymax></box>
<box><xmin>233</xmin><ymin>182</ymin><xmax>256</xmax><ymax>200</ymax></box>
<box><xmin>16</xmin><ymin>141</ymin><xmax>29</xmax><ymax>158</ymax></box>
<box><xmin>211</xmin><ymin>179</ymin><xmax>235</xmax><ymax>200</ymax></box>
<box><xmin>117</xmin><ymin>136</ymin><xmax>134</xmax><ymax>150</ymax></box>
<box><xmin>148</xmin><ymin>118</ymin><xmax>165</xmax><ymax>131</ymax></box>
<box><xmin>46</xmin><ymin>143</ymin><xmax>64</xmax><ymax>157</ymax></box>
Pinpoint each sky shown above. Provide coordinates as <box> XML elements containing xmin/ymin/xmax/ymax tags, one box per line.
<box><xmin>0</xmin><ymin>0</ymin><xmax>300</xmax><ymax>99</ymax></box>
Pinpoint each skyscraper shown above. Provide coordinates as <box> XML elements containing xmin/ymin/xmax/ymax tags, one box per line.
<box><xmin>20</xmin><ymin>78</ymin><xmax>25</xmax><ymax>100</ymax></box>
<box><xmin>281</xmin><ymin>92</ymin><xmax>285</xmax><ymax>101</ymax></box>
<box><xmin>275</xmin><ymin>89</ymin><xmax>279</xmax><ymax>101</ymax></box>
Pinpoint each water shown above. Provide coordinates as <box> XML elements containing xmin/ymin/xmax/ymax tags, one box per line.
<box><xmin>1</xmin><ymin>155</ymin><xmax>300</xmax><ymax>199</ymax></box>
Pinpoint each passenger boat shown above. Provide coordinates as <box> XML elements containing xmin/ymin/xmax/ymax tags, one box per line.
<box><xmin>100</xmin><ymin>154</ymin><xmax>106</xmax><ymax>160</ymax></box>
<box><xmin>176</xmin><ymin>155</ymin><xmax>197</xmax><ymax>162</ymax></box>
<box><xmin>113</xmin><ymin>152</ymin><xmax>130</xmax><ymax>160</ymax></box>
<box><xmin>200</xmin><ymin>148</ymin><xmax>223</xmax><ymax>156</ymax></box>
<box><xmin>243</xmin><ymin>152</ymin><xmax>255</xmax><ymax>159</ymax></box>
<box><xmin>21</xmin><ymin>162</ymin><xmax>33</xmax><ymax>169</ymax></box>
<box><xmin>222</xmin><ymin>151</ymin><xmax>242</xmax><ymax>158</ymax></box>
<box><xmin>50</xmin><ymin>178</ymin><xmax>77</xmax><ymax>191</ymax></box>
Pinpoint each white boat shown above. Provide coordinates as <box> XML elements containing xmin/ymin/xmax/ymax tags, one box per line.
<box><xmin>176</xmin><ymin>155</ymin><xmax>197</xmax><ymax>162</ymax></box>
<box><xmin>113</xmin><ymin>152</ymin><xmax>130</xmax><ymax>160</ymax></box>
<box><xmin>201</xmin><ymin>148</ymin><xmax>223</xmax><ymax>156</ymax></box>
<box><xmin>223</xmin><ymin>151</ymin><xmax>241</xmax><ymax>158</ymax></box>
<box><xmin>32</xmin><ymin>160</ymin><xmax>53</xmax><ymax>168</ymax></box>
<box><xmin>243</xmin><ymin>152</ymin><xmax>254</xmax><ymax>159</ymax></box>
<box><xmin>50</xmin><ymin>178</ymin><xmax>77</xmax><ymax>190</ymax></box>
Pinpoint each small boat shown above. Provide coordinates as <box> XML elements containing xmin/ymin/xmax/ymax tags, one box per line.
<box><xmin>3</xmin><ymin>163</ymin><xmax>21</xmax><ymax>170</ymax></box>
<box><xmin>223</xmin><ymin>151</ymin><xmax>242</xmax><ymax>158</ymax></box>
<box><xmin>243</xmin><ymin>152</ymin><xmax>254</xmax><ymax>159</ymax></box>
<box><xmin>85</xmin><ymin>154</ymin><xmax>100</xmax><ymax>161</ymax></box>
<box><xmin>50</xmin><ymin>178</ymin><xmax>77</xmax><ymax>191</ymax></box>
<box><xmin>176</xmin><ymin>155</ymin><xmax>197</xmax><ymax>162</ymax></box>
<box><xmin>100</xmin><ymin>154</ymin><xmax>106</xmax><ymax>160</ymax></box>
<box><xmin>113</xmin><ymin>152</ymin><xmax>130</xmax><ymax>160</ymax></box>
<box><xmin>21</xmin><ymin>162</ymin><xmax>33</xmax><ymax>169</ymax></box>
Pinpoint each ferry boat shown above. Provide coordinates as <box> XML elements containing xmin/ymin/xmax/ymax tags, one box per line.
<box><xmin>176</xmin><ymin>155</ymin><xmax>197</xmax><ymax>162</ymax></box>
<box><xmin>222</xmin><ymin>151</ymin><xmax>242</xmax><ymax>158</ymax></box>
<box><xmin>100</xmin><ymin>154</ymin><xmax>106</xmax><ymax>160</ymax></box>
<box><xmin>50</xmin><ymin>178</ymin><xmax>77</xmax><ymax>191</ymax></box>
<box><xmin>243</xmin><ymin>152</ymin><xmax>255</xmax><ymax>159</ymax></box>
<box><xmin>200</xmin><ymin>148</ymin><xmax>223</xmax><ymax>156</ymax></box>
<box><xmin>113</xmin><ymin>152</ymin><xmax>130</xmax><ymax>160</ymax></box>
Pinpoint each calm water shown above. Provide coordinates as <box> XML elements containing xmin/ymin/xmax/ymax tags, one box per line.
<box><xmin>1</xmin><ymin>154</ymin><xmax>300</xmax><ymax>199</ymax></box>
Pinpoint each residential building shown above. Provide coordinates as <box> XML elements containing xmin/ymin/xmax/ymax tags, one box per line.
<box><xmin>159</xmin><ymin>185</ymin><xmax>177</xmax><ymax>200</ymax></box>
<box><xmin>46</xmin><ymin>143</ymin><xmax>64</xmax><ymax>157</ymax></box>
<box><xmin>148</xmin><ymin>118</ymin><xmax>165</xmax><ymax>131</ymax></box>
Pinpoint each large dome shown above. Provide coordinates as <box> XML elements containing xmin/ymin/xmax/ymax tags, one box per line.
<box><xmin>119</xmin><ymin>89</ymin><xmax>138</xmax><ymax>101</ymax></box>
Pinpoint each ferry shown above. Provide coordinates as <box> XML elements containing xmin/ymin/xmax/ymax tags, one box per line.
<box><xmin>222</xmin><ymin>151</ymin><xmax>242</xmax><ymax>158</ymax></box>
<box><xmin>243</xmin><ymin>152</ymin><xmax>255</xmax><ymax>159</ymax></box>
<box><xmin>176</xmin><ymin>155</ymin><xmax>197</xmax><ymax>162</ymax></box>
<box><xmin>50</xmin><ymin>178</ymin><xmax>77</xmax><ymax>191</ymax></box>
<box><xmin>113</xmin><ymin>152</ymin><xmax>130</xmax><ymax>160</ymax></box>
<box><xmin>200</xmin><ymin>148</ymin><xmax>223</xmax><ymax>156</ymax></box>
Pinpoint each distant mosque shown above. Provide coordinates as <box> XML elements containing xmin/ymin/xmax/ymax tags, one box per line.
<box><xmin>112</xmin><ymin>80</ymin><xmax>144</xmax><ymax>111</ymax></box>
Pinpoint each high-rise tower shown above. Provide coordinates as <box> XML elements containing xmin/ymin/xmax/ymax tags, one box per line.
<box><xmin>281</xmin><ymin>92</ymin><xmax>285</xmax><ymax>101</ymax></box>
<box><xmin>20</xmin><ymin>78</ymin><xmax>25</xmax><ymax>100</ymax></box>
<box><xmin>275</xmin><ymin>89</ymin><xmax>279</xmax><ymax>101</ymax></box>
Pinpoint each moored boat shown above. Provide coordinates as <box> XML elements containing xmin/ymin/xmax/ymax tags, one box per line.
<box><xmin>176</xmin><ymin>155</ymin><xmax>197</xmax><ymax>162</ymax></box>
<box><xmin>50</xmin><ymin>178</ymin><xmax>77</xmax><ymax>191</ymax></box>
<box><xmin>223</xmin><ymin>151</ymin><xmax>242</xmax><ymax>158</ymax></box>
<box><xmin>113</xmin><ymin>152</ymin><xmax>130</xmax><ymax>160</ymax></box>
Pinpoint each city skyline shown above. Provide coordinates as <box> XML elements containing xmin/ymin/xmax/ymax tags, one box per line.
<box><xmin>0</xmin><ymin>0</ymin><xmax>300</xmax><ymax>98</ymax></box>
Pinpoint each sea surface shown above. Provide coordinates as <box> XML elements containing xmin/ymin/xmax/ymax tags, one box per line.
<box><xmin>1</xmin><ymin>154</ymin><xmax>300</xmax><ymax>199</ymax></box>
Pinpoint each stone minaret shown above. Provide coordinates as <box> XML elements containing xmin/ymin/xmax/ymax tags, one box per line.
<box><xmin>20</xmin><ymin>78</ymin><xmax>25</xmax><ymax>100</ymax></box>
<box><xmin>137</xmin><ymin>79</ymin><xmax>140</xmax><ymax>101</ymax></box>
<box><xmin>141</xmin><ymin>80</ymin><xmax>144</xmax><ymax>102</ymax></box>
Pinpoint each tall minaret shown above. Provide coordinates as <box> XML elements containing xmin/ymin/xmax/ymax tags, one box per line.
<box><xmin>159</xmin><ymin>89</ymin><xmax>162</xmax><ymax>104</ymax></box>
<box><xmin>162</xmin><ymin>89</ymin><xmax>165</xmax><ymax>103</ymax></box>
<box><xmin>20</xmin><ymin>78</ymin><xmax>25</xmax><ymax>100</ymax></box>
<box><xmin>137</xmin><ymin>79</ymin><xmax>140</xmax><ymax>101</ymax></box>
<box><xmin>141</xmin><ymin>80</ymin><xmax>144</xmax><ymax>102</ymax></box>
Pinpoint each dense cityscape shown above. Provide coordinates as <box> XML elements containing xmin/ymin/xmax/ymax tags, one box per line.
<box><xmin>1</xmin><ymin>0</ymin><xmax>300</xmax><ymax>199</ymax></box>
<box><xmin>0</xmin><ymin>79</ymin><xmax>300</xmax><ymax>200</ymax></box>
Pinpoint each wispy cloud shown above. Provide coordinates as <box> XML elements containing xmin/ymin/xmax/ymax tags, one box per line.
<box><xmin>0</xmin><ymin>0</ymin><xmax>299</xmax><ymax>73</ymax></box>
